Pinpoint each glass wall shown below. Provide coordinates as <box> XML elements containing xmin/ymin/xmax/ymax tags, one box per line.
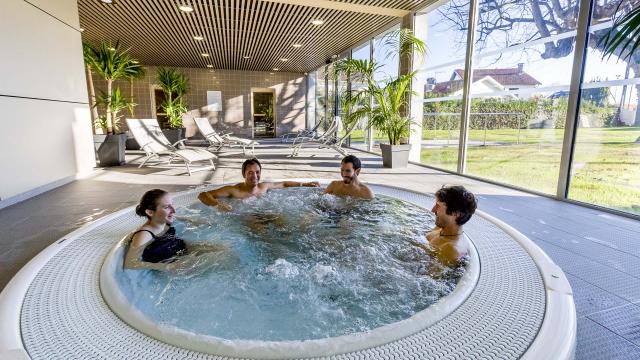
<box><xmin>315</xmin><ymin>66</ymin><xmax>327</xmax><ymax>131</ymax></box>
<box><xmin>349</xmin><ymin>42</ymin><xmax>372</xmax><ymax>151</ymax></box>
<box><xmin>568</xmin><ymin>0</ymin><xmax>640</xmax><ymax>215</ymax></box>
<box><xmin>416</xmin><ymin>1</ymin><xmax>470</xmax><ymax>171</ymax></box>
<box><xmin>370</xmin><ymin>24</ymin><xmax>401</xmax><ymax>153</ymax></box>
<box><xmin>461</xmin><ymin>0</ymin><xmax>581</xmax><ymax>194</ymax></box>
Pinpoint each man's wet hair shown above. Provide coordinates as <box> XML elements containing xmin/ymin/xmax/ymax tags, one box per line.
<box><xmin>242</xmin><ymin>158</ymin><xmax>262</xmax><ymax>176</ymax></box>
<box><xmin>341</xmin><ymin>155</ymin><xmax>362</xmax><ymax>170</ymax></box>
<box><xmin>435</xmin><ymin>185</ymin><xmax>477</xmax><ymax>225</ymax></box>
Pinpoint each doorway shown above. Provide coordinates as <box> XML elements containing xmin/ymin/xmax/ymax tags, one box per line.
<box><xmin>251</xmin><ymin>89</ymin><xmax>275</xmax><ymax>138</ymax></box>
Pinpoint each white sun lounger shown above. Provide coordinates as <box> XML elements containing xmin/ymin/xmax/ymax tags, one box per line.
<box><xmin>126</xmin><ymin>118</ymin><xmax>217</xmax><ymax>176</ymax></box>
<box><xmin>194</xmin><ymin>117</ymin><xmax>256</xmax><ymax>155</ymax></box>
<box><xmin>290</xmin><ymin>118</ymin><xmax>340</xmax><ymax>156</ymax></box>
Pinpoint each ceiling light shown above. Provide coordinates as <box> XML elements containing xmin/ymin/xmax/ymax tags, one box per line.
<box><xmin>201</xmin><ymin>53</ymin><xmax>209</xmax><ymax>57</ymax></box>
<box><xmin>79</xmin><ymin>27</ymin><xmax>85</xmax><ymax>32</ymax></box>
<box><xmin>178</xmin><ymin>4</ymin><xmax>193</xmax><ymax>12</ymax></box>
<box><xmin>311</xmin><ymin>19</ymin><xmax>324</xmax><ymax>25</ymax></box>
<box><xmin>243</xmin><ymin>56</ymin><xmax>250</xmax><ymax>59</ymax></box>
<box><xmin>108</xmin><ymin>47</ymin><xmax>116</xmax><ymax>51</ymax></box>
<box><xmin>193</xmin><ymin>35</ymin><xmax>204</xmax><ymax>40</ymax></box>
<box><xmin>101</xmin><ymin>0</ymin><xmax>113</xmax><ymax>3</ymax></box>
<box><xmin>206</xmin><ymin>64</ymin><xmax>213</xmax><ymax>68</ymax></box>
<box><xmin>292</xmin><ymin>44</ymin><xmax>302</xmax><ymax>48</ymax></box>
<box><xmin>273</xmin><ymin>68</ymin><xmax>279</xmax><ymax>71</ymax></box>
<box><xmin>280</xmin><ymin>58</ymin><xmax>288</xmax><ymax>62</ymax></box>
<box><xmin>131</xmin><ymin>60</ymin><xmax>139</xmax><ymax>64</ymax></box>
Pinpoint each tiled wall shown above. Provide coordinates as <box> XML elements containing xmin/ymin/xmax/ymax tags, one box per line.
<box><xmin>93</xmin><ymin>66</ymin><xmax>307</xmax><ymax>138</ymax></box>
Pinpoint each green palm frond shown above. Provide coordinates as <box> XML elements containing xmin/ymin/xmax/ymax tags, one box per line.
<box><xmin>157</xmin><ymin>67</ymin><xmax>189</xmax><ymax>100</ymax></box>
<box><xmin>91</xmin><ymin>41</ymin><xmax>132</xmax><ymax>81</ymax></box>
<box><xmin>601</xmin><ymin>4</ymin><xmax>640</xmax><ymax>60</ymax></box>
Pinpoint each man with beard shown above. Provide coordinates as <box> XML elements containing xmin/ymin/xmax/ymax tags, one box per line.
<box><xmin>324</xmin><ymin>155</ymin><xmax>374</xmax><ymax>199</ymax></box>
<box><xmin>413</xmin><ymin>185</ymin><xmax>477</xmax><ymax>266</ymax></box>
<box><xmin>198</xmin><ymin>158</ymin><xmax>319</xmax><ymax>210</ymax></box>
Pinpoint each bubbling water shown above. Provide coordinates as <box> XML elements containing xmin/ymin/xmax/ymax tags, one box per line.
<box><xmin>119</xmin><ymin>188</ymin><xmax>466</xmax><ymax>341</ymax></box>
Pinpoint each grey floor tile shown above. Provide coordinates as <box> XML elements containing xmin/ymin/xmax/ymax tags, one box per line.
<box><xmin>588</xmin><ymin>303</ymin><xmax>640</xmax><ymax>347</ymax></box>
<box><xmin>576</xmin><ymin>317</ymin><xmax>640</xmax><ymax>360</ymax></box>
<box><xmin>567</xmin><ymin>274</ymin><xmax>630</xmax><ymax>317</ymax></box>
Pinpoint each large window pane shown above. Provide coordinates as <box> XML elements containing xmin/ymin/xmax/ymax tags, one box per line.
<box><xmin>315</xmin><ymin>66</ymin><xmax>327</xmax><ymax>131</ymax></box>
<box><xmin>418</xmin><ymin>0</ymin><xmax>470</xmax><ymax>171</ymax></box>
<box><xmin>371</xmin><ymin>24</ymin><xmax>401</xmax><ymax>153</ymax></box>
<box><xmin>463</xmin><ymin>0</ymin><xmax>581</xmax><ymax>194</ymax></box>
<box><xmin>569</xmin><ymin>0</ymin><xmax>640</xmax><ymax>215</ymax></box>
<box><xmin>349</xmin><ymin>42</ymin><xmax>371</xmax><ymax>151</ymax></box>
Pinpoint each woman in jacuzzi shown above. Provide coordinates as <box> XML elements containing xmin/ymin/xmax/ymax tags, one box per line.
<box><xmin>124</xmin><ymin>189</ymin><xmax>225</xmax><ymax>271</ymax></box>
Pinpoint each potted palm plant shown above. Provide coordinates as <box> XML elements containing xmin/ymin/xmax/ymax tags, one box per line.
<box><xmin>156</xmin><ymin>67</ymin><xmax>189</xmax><ymax>144</ymax></box>
<box><xmin>84</xmin><ymin>41</ymin><xmax>142</xmax><ymax>166</ymax></box>
<box><xmin>334</xmin><ymin>29</ymin><xmax>425</xmax><ymax>168</ymax></box>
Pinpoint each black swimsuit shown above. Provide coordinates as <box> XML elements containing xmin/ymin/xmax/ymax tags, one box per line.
<box><xmin>134</xmin><ymin>227</ymin><xmax>187</xmax><ymax>263</ymax></box>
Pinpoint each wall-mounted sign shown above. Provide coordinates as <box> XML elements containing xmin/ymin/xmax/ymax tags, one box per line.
<box><xmin>206</xmin><ymin>91</ymin><xmax>222</xmax><ymax>112</ymax></box>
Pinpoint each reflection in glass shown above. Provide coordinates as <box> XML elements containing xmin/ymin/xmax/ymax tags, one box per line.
<box><xmin>459</xmin><ymin>0</ymin><xmax>581</xmax><ymax>194</ymax></box>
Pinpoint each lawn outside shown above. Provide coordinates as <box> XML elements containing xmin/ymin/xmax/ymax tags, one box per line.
<box><xmin>349</xmin><ymin>127</ymin><xmax>640</xmax><ymax>215</ymax></box>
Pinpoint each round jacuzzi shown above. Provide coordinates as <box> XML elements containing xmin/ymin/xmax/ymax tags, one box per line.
<box><xmin>0</xmin><ymin>181</ymin><xmax>576</xmax><ymax>359</ymax></box>
<box><xmin>101</xmin><ymin>188</ymin><xmax>480</xmax><ymax>358</ymax></box>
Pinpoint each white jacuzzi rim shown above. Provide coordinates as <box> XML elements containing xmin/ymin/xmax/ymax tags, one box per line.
<box><xmin>98</xmin><ymin>182</ymin><xmax>481</xmax><ymax>359</ymax></box>
<box><xmin>0</xmin><ymin>179</ymin><xmax>576</xmax><ymax>360</ymax></box>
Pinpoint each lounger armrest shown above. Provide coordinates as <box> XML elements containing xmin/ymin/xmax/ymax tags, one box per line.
<box><xmin>172</xmin><ymin>139</ymin><xmax>188</xmax><ymax>148</ymax></box>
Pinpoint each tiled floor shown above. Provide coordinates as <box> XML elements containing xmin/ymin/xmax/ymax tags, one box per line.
<box><xmin>1</xmin><ymin>139</ymin><xmax>639</xmax><ymax>359</ymax></box>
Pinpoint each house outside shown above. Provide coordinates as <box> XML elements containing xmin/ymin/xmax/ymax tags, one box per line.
<box><xmin>427</xmin><ymin>63</ymin><xmax>542</xmax><ymax>99</ymax></box>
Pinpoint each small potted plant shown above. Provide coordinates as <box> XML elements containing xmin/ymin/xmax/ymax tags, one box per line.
<box><xmin>157</xmin><ymin>67</ymin><xmax>189</xmax><ymax>144</ymax></box>
<box><xmin>333</xmin><ymin>29</ymin><xmax>425</xmax><ymax>168</ymax></box>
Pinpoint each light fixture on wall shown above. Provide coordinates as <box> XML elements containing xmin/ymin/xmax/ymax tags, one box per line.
<box><xmin>269</xmin><ymin>72</ymin><xmax>274</xmax><ymax>75</ymax></box>
<box><xmin>193</xmin><ymin>35</ymin><xmax>204</xmax><ymax>40</ymax></box>
<box><xmin>273</xmin><ymin>68</ymin><xmax>279</xmax><ymax>71</ymax></box>
<box><xmin>206</xmin><ymin>64</ymin><xmax>213</xmax><ymax>68</ymax></box>
<box><xmin>178</xmin><ymin>4</ymin><xmax>193</xmax><ymax>12</ymax></box>
<box><xmin>311</xmin><ymin>19</ymin><xmax>324</xmax><ymax>25</ymax></box>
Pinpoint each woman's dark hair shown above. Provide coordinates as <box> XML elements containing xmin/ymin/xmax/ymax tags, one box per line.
<box><xmin>435</xmin><ymin>185</ymin><xmax>477</xmax><ymax>225</ymax></box>
<box><xmin>135</xmin><ymin>189</ymin><xmax>168</xmax><ymax>219</ymax></box>
<box><xmin>242</xmin><ymin>158</ymin><xmax>262</xmax><ymax>176</ymax></box>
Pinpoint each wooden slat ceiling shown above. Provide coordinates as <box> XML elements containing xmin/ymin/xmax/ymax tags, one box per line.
<box><xmin>78</xmin><ymin>0</ymin><xmax>425</xmax><ymax>73</ymax></box>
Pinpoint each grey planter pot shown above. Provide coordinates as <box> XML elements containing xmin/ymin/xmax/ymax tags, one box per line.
<box><xmin>125</xmin><ymin>131</ymin><xmax>140</xmax><ymax>150</ymax></box>
<box><xmin>93</xmin><ymin>133</ymin><xmax>126</xmax><ymax>167</ymax></box>
<box><xmin>380</xmin><ymin>143</ymin><xmax>411</xmax><ymax>168</ymax></box>
<box><xmin>162</xmin><ymin>128</ymin><xmax>185</xmax><ymax>145</ymax></box>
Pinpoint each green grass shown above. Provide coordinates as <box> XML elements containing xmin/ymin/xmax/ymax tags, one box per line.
<box><xmin>350</xmin><ymin>127</ymin><xmax>640</xmax><ymax>215</ymax></box>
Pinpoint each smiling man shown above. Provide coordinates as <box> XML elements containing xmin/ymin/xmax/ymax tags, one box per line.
<box><xmin>415</xmin><ymin>185</ymin><xmax>477</xmax><ymax>266</ymax></box>
<box><xmin>198</xmin><ymin>158</ymin><xmax>319</xmax><ymax>211</ymax></box>
<box><xmin>324</xmin><ymin>155</ymin><xmax>374</xmax><ymax>199</ymax></box>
